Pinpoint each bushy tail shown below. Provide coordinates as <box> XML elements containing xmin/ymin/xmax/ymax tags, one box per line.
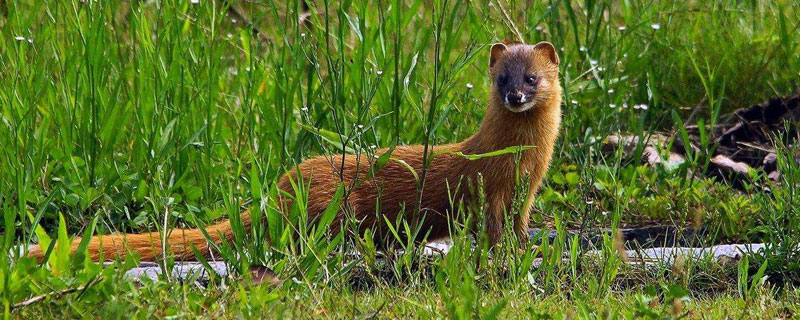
<box><xmin>28</xmin><ymin>213</ymin><xmax>252</xmax><ymax>262</ymax></box>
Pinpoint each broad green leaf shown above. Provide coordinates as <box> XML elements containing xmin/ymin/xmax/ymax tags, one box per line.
<box><xmin>75</xmin><ymin>213</ymin><xmax>99</xmax><ymax>266</ymax></box>
<box><xmin>54</xmin><ymin>213</ymin><xmax>71</xmax><ymax>274</ymax></box>
<box><xmin>27</xmin><ymin>212</ymin><xmax>52</xmax><ymax>262</ymax></box>
<box><xmin>565</xmin><ymin>172</ymin><xmax>580</xmax><ymax>186</ymax></box>
<box><xmin>298</xmin><ymin>124</ymin><xmax>356</xmax><ymax>154</ymax></box>
<box><xmin>314</xmin><ymin>185</ymin><xmax>344</xmax><ymax>242</ymax></box>
<box><xmin>363</xmin><ymin>146</ymin><xmax>396</xmax><ymax>183</ymax></box>
<box><xmin>433</xmin><ymin>145</ymin><xmax>535</xmax><ymax>160</ymax></box>
<box><xmin>250</xmin><ymin>155</ymin><xmax>263</xmax><ymax>200</ymax></box>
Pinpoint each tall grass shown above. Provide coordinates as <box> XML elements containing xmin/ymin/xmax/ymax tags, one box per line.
<box><xmin>1</xmin><ymin>0</ymin><xmax>799</xmax><ymax>317</ymax></box>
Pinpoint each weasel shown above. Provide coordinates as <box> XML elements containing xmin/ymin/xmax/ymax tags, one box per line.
<box><xmin>29</xmin><ymin>41</ymin><xmax>562</xmax><ymax>262</ymax></box>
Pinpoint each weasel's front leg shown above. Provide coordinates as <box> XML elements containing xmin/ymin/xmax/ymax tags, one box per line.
<box><xmin>486</xmin><ymin>192</ymin><xmax>510</xmax><ymax>247</ymax></box>
<box><xmin>514</xmin><ymin>188</ymin><xmax>536</xmax><ymax>245</ymax></box>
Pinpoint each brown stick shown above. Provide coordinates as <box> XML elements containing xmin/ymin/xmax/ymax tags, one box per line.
<box><xmin>12</xmin><ymin>277</ymin><xmax>102</xmax><ymax>311</ymax></box>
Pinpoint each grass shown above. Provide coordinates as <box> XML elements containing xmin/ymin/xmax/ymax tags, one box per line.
<box><xmin>1</xmin><ymin>0</ymin><xmax>799</xmax><ymax>318</ymax></box>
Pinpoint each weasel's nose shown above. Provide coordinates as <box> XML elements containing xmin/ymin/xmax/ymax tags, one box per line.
<box><xmin>505</xmin><ymin>92</ymin><xmax>526</xmax><ymax>106</ymax></box>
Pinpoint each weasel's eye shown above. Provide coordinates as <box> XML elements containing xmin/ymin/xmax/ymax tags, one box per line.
<box><xmin>525</xmin><ymin>75</ymin><xmax>536</xmax><ymax>85</ymax></box>
<box><xmin>498</xmin><ymin>74</ymin><xmax>508</xmax><ymax>85</ymax></box>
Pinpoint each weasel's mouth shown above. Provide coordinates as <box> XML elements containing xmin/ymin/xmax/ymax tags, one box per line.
<box><xmin>503</xmin><ymin>92</ymin><xmax>537</xmax><ymax>112</ymax></box>
<box><xmin>504</xmin><ymin>100</ymin><xmax>536</xmax><ymax>113</ymax></box>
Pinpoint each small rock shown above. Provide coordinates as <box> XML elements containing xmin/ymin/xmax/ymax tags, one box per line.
<box><xmin>249</xmin><ymin>265</ymin><xmax>283</xmax><ymax>287</ymax></box>
<box><xmin>768</xmin><ymin>170</ymin><xmax>781</xmax><ymax>181</ymax></box>
<box><xmin>763</xmin><ymin>153</ymin><xmax>778</xmax><ymax>172</ymax></box>
<box><xmin>710</xmin><ymin>155</ymin><xmax>751</xmax><ymax>175</ymax></box>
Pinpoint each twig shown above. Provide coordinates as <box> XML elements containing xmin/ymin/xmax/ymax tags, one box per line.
<box><xmin>683</xmin><ymin>96</ymin><xmax>707</xmax><ymax>128</ymax></box>
<box><xmin>493</xmin><ymin>1</ymin><xmax>524</xmax><ymax>43</ymax></box>
<box><xmin>735</xmin><ymin>141</ymin><xmax>775</xmax><ymax>154</ymax></box>
<box><xmin>12</xmin><ymin>277</ymin><xmax>103</xmax><ymax>311</ymax></box>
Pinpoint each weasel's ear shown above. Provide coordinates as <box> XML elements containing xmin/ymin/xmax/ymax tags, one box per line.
<box><xmin>533</xmin><ymin>41</ymin><xmax>559</xmax><ymax>66</ymax></box>
<box><xmin>489</xmin><ymin>43</ymin><xmax>508</xmax><ymax>68</ymax></box>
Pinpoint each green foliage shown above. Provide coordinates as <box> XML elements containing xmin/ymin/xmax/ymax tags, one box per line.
<box><xmin>1</xmin><ymin>0</ymin><xmax>799</xmax><ymax>317</ymax></box>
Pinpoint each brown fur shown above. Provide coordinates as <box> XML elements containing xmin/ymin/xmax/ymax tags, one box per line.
<box><xmin>28</xmin><ymin>42</ymin><xmax>562</xmax><ymax>262</ymax></box>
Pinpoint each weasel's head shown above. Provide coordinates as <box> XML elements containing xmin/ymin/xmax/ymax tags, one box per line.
<box><xmin>489</xmin><ymin>41</ymin><xmax>560</xmax><ymax>113</ymax></box>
